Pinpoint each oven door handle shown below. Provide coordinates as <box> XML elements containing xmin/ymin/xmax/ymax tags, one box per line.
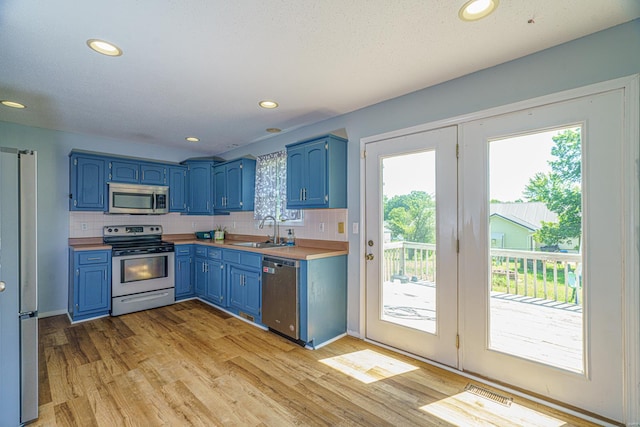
<box><xmin>152</xmin><ymin>194</ymin><xmax>157</xmax><ymax>212</ymax></box>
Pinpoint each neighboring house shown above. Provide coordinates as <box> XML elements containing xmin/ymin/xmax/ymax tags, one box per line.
<box><xmin>490</xmin><ymin>202</ymin><xmax>578</xmax><ymax>252</ymax></box>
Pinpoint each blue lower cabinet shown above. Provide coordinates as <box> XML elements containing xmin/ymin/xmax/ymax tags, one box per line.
<box><xmin>224</xmin><ymin>250</ymin><xmax>262</xmax><ymax>322</ymax></box>
<box><xmin>228</xmin><ymin>265</ymin><xmax>261</xmax><ymax>320</ymax></box>
<box><xmin>194</xmin><ymin>257</ymin><xmax>207</xmax><ymax>297</ymax></box>
<box><xmin>175</xmin><ymin>245</ymin><xmax>194</xmax><ymax>300</ymax></box>
<box><xmin>205</xmin><ymin>259</ymin><xmax>225</xmax><ymax>305</ymax></box>
<box><xmin>193</xmin><ymin>246</ymin><xmax>226</xmax><ymax>305</ymax></box>
<box><xmin>69</xmin><ymin>249</ymin><xmax>111</xmax><ymax>321</ymax></box>
<box><xmin>299</xmin><ymin>255</ymin><xmax>347</xmax><ymax>348</ymax></box>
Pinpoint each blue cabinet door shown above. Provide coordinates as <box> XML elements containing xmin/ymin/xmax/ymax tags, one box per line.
<box><xmin>243</xmin><ymin>269</ymin><xmax>261</xmax><ymax>317</ymax></box>
<box><xmin>286</xmin><ymin>146</ymin><xmax>305</xmax><ymax>207</ymax></box>
<box><xmin>71</xmin><ymin>155</ymin><xmax>106</xmax><ymax>210</ymax></box>
<box><xmin>303</xmin><ymin>139</ymin><xmax>328</xmax><ymax>206</ymax></box>
<box><xmin>140</xmin><ymin>163</ymin><xmax>166</xmax><ymax>185</ymax></box>
<box><xmin>169</xmin><ymin>166</ymin><xmax>187</xmax><ymax>212</ymax></box>
<box><xmin>206</xmin><ymin>259</ymin><xmax>225</xmax><ymax>305</ymax></box>
<box><xmin>213</xmin><ymin>165</ymin><xmax>227</xmax><ymax>210</ymax></box>
<box><xmin>186</xmin><ymin>161</ymin><xmax>214</xmax><ymax>214</ymax></box>
<box><xmin>194</xmin><ymin>257</ymin><xmax>207</xmax><ymax>296</ymax></box>
<box><xmin>76</xmin><ymin>264</ymin><xmax>110</xmax><ymax>315</ymax></box>
<box><xmin>110</xmin><ymin>160</ymin><xmax>139</xmax><ymax>183</ymax></box>
<box><xmin>228</xmin><ymin>265</ymin><xmax>261</xmax><ymax>318</ymax></box>
<box><xmin>225</xmin><ymin>160</ymin><xmax>243</xmax><ymax>210</ymax></box>
<box><xmin>175</xmin><ymin>254</ymin><xmax>193</xmax><ymax>299</ymax></box>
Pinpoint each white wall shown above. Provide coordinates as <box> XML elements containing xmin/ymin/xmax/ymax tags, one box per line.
<box><xmin>1</xmin><ymin>19</ymin><xmax>638</xmax><ymax>323</ymax></box>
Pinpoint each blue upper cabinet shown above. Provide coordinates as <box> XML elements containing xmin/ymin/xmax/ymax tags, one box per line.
<box><xmin>286</xmin><ymin>134</ymin><xmax>347</xmax><ymax>209</ymax></box>
<box><xmin>110</xmin><ymin>160</ymin><xmax>139</xmax><ymax>183</ymax></box>
<box><xmin>213</xmin><ymin>158</ymin><xmax>256</xmax><ymax>212</ymax></box>
<box><xmin>69</xmin><ymin>153</ymin><xmax>107</xmax><ymax>211</ymax></box>
<box><xmin>168</xmin><ymin>166</ymin><xmax>188</xmax><ymax>212</ymax></box>
<box><xmin>184</xmin><ymin>160</ymin><xmax>215</xmax><ymax>215</ymax></box>
<box><xmin>140</xmin><ymin>163</ymin><xmax>166</xmax><ymax>185</ymax></box>
<box><xmin>109</xmin><ymin>160</ymin><xmax>166</xmax><ymax>185</ymax></box>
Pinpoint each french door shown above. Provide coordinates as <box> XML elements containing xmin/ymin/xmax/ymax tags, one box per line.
<box><xmin>459</xmin><ymin>89</ymin><xmax>625</xmax><ymax>421</ymax></box>
<box><xmin>365</xmin><ymin>126</ymin><xmax>458</xmax><ymax>367</ymax></box>
<box><xmin>365</xmin><ymin>88</ymin><xmax>628</xmax><ymax>421</ymax></box>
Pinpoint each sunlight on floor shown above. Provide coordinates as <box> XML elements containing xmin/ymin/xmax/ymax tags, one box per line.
<box><xmin>420</xmin><ymin>390</ymin><xmax>567</xmax><ymax>427</ymax></box>
<box><xmin>319</xmin><ymin>349</ymin><xmax>419</xmax><ymax>384</ymax></box>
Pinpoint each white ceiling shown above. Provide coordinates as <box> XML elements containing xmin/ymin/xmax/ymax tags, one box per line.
<box><xmin>1</xmin><ymin>1</ymin><xmax>638</xmax><ymax>155</ymax></box>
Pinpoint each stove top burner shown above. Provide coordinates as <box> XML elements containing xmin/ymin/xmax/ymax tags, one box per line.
<box><xmin>104</xmin><ymin>225</ymin><xmax>174</xmax><ymax>256</ymax></box>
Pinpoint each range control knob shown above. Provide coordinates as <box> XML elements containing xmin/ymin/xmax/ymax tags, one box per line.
<box><xmin>114</xmin><ymin>228</ymin><xmax>119</xmax><ymax>232</ymax></box>
<box><xmin>107</xmin><ymin>228</ymin><xmax>113</xmax><ymax>232</ymax></box>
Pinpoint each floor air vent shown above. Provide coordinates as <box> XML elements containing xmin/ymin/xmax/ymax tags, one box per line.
<box><xmin>464</xmin><ymin>384</ymin><xmax>513</xmax><ymax>407</ymax></box>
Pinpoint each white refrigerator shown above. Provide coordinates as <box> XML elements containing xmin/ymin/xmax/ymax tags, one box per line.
<box><xmin>0</xmin><ymin>148</ymin><xmax>38</xmax><ymax>426</ymax></box>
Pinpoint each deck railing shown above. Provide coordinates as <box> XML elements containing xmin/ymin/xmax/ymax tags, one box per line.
<box><xmin>383</xmin><ymin>242</ymin><xmax>582</xmax><ymax>305</ymax></box>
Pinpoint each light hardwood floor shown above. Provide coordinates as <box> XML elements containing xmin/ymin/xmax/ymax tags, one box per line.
<box><xmin>33</xmin><ymin>300</ymin><xmax>600</xmax><ymax>426</ymax></box>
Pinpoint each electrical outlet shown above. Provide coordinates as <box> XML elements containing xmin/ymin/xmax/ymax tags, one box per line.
<box><xmin>233</xmin><ymin>221</ymin><xmax>236</xmax><ymax>229</ymax></box>
<box><xmin>338</xmin><ymin>222</ymin><xmax>345</xmax><ymax>234</ymax></box>
<box><xmin>319</xmin><ymin>222</ymin><xmax>325</xmax><ymax>232</ymax></box>
<box><xmin>191</xmin><ymin>222</ymin><xmax>196</xmax><ymax>229</ymax></box>
<box><xmin>81</xmin><ymin>223</ymin><xmax>88</xmax><ymax>231</ymax></box>
<box><xmin>353</xmin><ymin>222</ymin><xmax>359</xmax><ymax>234</ymax></box>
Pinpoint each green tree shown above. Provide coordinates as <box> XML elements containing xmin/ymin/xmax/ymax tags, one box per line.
<box><xmin>384</xmin><ymin>191</ymin><xmax>435</xmax><ymax>243</ymax></box>
<box><xmin>523</xmin><ymin>129</ymin><xmax>581</xmax><ymax>246</ymax></box>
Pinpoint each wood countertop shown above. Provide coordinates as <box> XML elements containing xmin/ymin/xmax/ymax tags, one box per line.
<box><xmin>69</xmin><ymin>234</ymin><xmax>348</xmax><ymax>261</ymax></box>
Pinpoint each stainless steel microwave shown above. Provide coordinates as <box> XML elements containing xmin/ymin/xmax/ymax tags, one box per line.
<box><xmin>108</xmin><ymin>182</ymin><xmax>169</xmax><ymax>214</ymax></box>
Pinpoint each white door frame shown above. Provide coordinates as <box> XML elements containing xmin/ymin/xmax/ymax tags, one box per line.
<box><xmin>359</xmin><ymin>74</ymin><xmax>639</xmax><ymax>424</ymax></box>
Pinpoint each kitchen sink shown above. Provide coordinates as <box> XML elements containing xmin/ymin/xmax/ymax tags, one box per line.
<box><xmin>230</xmin><ymin>241</ymin><xmax>288</xmax><ymax>249</ymax></box>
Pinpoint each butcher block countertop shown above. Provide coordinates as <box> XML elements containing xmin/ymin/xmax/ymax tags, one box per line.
<box><xmin>69</xmin><ymin>234</ymin><xmax>348</xmax><ymax>261</ymax></box>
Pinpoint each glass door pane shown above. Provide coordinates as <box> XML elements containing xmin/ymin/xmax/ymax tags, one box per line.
<box><xmin>381</xmin><ymin>151</ymin><xmax>437</xmax><ymax>334</ymax></box>
<box><xmin>488</xmin><ymin>127</ymin><xmax>583</xmax><ymax>373</ymax></box>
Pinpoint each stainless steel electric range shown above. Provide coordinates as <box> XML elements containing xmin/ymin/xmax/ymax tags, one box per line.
<box><xmin>104</xmin><ymin>225</ymin><xmax>175</xmax><ymax>316</ymax></box>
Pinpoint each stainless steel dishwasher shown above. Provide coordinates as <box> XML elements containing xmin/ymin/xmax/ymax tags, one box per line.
<box><xmin>262</xmin><ymin>256</ymin><xmax>300</xmax><ymax>340</ymax></box>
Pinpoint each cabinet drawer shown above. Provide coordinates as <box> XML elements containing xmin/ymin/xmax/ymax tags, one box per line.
<box><xmin>175</xmin><ymin>245</ymin><xmax>192</xmax><ymax>256</ymax></box>
<box><xmin>195</xmin><ymin>246</ymin><xmax>207</xmax><ymax>257</ymax></box>
<box><xmin>223</xmin><ymin>250</ymin><xmax>261</xmax><ymax>269</ymax></box>
<box><xmin>208</xmin><ymin>248</ymin><xmax>222</xmax><ymax>260</ymax></box>
<box><xmin>78</xmin><ymin>251</ymin><xmax>109</xmax><ymax>265</ymax></box>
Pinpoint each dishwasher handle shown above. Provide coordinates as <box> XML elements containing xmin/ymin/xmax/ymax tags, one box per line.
<box><xmin>262</xmin><ymin>256</ymin><xmax>299</xmax><ymax>269</ymax></box>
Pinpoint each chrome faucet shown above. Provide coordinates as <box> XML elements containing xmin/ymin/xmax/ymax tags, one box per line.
<box><xmin>259</xmin><ymin>215</ymin><xmax>279</xmax><ymax>244</ymax></box>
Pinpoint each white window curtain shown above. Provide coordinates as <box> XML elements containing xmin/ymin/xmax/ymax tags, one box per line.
<box><xmin>254</xmin><ymin>150</ymin><xmax>301</xmax><ymax>221</ymax></box>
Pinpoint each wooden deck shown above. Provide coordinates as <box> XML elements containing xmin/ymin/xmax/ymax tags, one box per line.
<box><xmin>33</xmin><ymin>299</ymin><xmax>597</xmax><ymax>426</ymax></box>
<box><xmin>383</xmin><ymin>281</ymin><xmax>583</xmax><ymax>372</ymax></box>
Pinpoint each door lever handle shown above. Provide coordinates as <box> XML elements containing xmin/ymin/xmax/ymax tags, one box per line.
<box><xmin>0</xmin><ymin>281</ymin><xmax>6</xmax><ymax>292</ymax></box>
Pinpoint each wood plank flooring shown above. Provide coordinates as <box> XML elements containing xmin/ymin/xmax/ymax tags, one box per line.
<box><xmin>33</xmin><ymin>300</ymin><xmax>600</xmax><ymax>426</ymax></box>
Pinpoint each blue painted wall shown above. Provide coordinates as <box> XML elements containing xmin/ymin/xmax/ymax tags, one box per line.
<box><xmin>0</xmin><ymin>20</ymin><xmax>638</xmax><ymax>330</ymax></box>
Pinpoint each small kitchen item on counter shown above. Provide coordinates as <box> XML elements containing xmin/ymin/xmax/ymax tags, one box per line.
<box><xmin>213</xmin><ymin>225</ymin><xmax>226</xmax><ymax>241</ymax></box>
<box><xmin>286</xmin><ymin>228</ymin><xmax>295</xmax><ymax>246</ymax></box>
<box><xmin>195</xmin><ymin>231</ymin><xmax>212</xmax><ymax>239</ymax></box>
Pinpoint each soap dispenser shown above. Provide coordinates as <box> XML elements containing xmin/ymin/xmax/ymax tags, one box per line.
<box><xmin>286</xmin><ymin>228</ymin><xmax>295</xmax><ymax>246</ymax></box>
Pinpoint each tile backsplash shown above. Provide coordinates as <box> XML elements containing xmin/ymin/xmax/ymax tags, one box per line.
<box><xmin>69</xmin><ymin>209</ymin><xmax>348</xmax><ymax>242</ymax></box>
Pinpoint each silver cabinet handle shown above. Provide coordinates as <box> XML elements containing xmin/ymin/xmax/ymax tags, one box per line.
<box><xmin>0</xmin><ymin>281</ymin><xmax>6</xmax><ymax>293</ymax></box>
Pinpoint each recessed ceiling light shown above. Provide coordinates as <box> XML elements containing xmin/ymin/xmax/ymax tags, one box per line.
<box><xmin>1</xmin><ymin>100</ymin><xmax>26</xmax><ymax>109</ymax></box>
<box><xmin>86</xmin><ymin>39</ymin><xmax>123</xmax><ymax>56</ymax></box>
<box><xmin>185</xmin><ymin>137</ymin><xmax>200</xmax><ymax>143</ymax></box>
<box><xmin>259</xmin><ymin>100</ymin><xmax>278</xmax><ymax>109</ymax></box>
<box><xmin>266</xmin><ymin>128</ymin><xmax>281</xmax><ymax>133</ymax></box>
<box><xmin>458</xmin><ymin>0</ymin><xmax>499</xmax><ymax>21</ymax></box>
